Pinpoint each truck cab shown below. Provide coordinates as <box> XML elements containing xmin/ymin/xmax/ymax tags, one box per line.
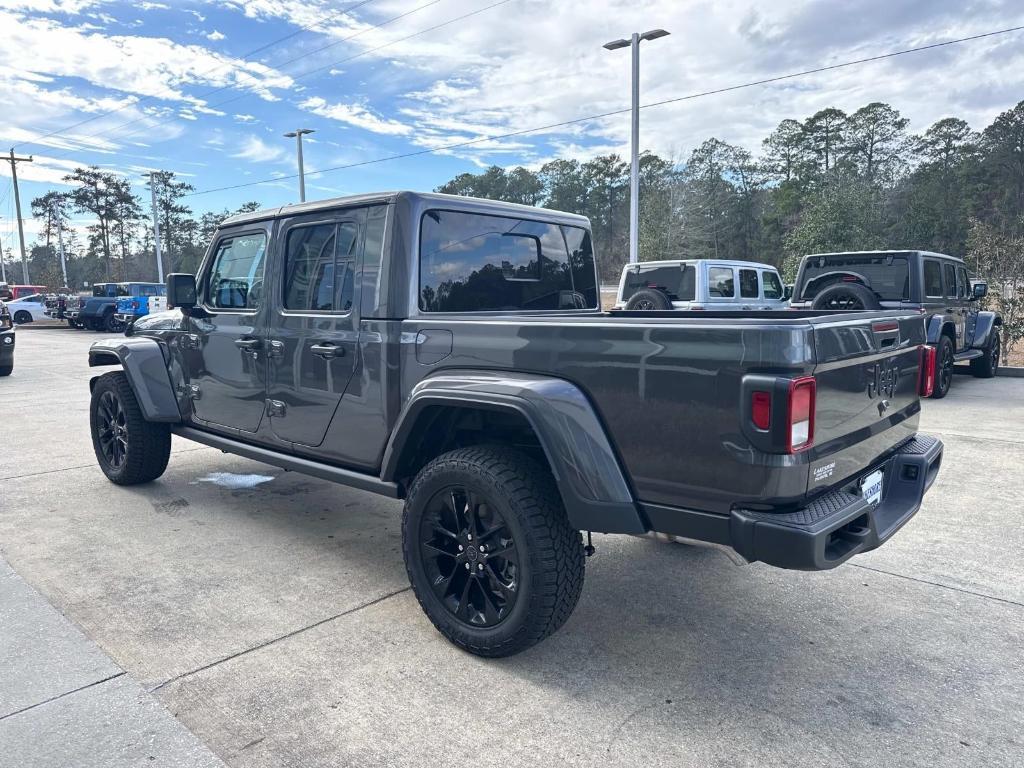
<box><xmin>614</xmin><ymin>259</ymin><xmax>787</xmax><ymax>311</ymax></box>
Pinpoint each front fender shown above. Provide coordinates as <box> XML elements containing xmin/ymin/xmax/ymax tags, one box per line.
<box><xmin>88</xmin><ymin>337</ymin><xmax>182</xmax><ymax>423</ymax></box>
<box><xmin>382</xmin><ymin>371</ymin><xmax>646</xmax><ymax>534</ymax></box>
<box><xmin>970</xmin><ymin>311</ymin><xmax>1002</xmax><ymax>350</ymax></box>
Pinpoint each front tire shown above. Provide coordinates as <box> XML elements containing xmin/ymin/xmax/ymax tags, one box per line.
<box><xmin>970</xmin><ymin>332</ymin><xmax>1000</xmax><ymax>378</ymax></box>
<box><xmin>403</xmin><ymin>446</ymin><xmax>585</xmax><ymax>657</ymax></box>
<box><xmin>931</xmin><ymin>335</ymin><xmax>955</xmax><ymax>398</ymax></box>
<box><xmin>0</xmin><ymin>361</ymin><xmax>11</xmax><ymax>377</ymax></box>
<box><xmin>90</xmin><ymin>372</ymin><xmax>171</xmax><ymax>485</ymax></box>
<box><xmin>13</xmin><ymin>310</ymin><xmax>31</xmax><ymax>324</ymax></box>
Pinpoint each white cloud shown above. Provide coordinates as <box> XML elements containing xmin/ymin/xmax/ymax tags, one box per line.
<box><xmin>299</xmin><ymin>95</ymin><xmax>412</xmax><ymax>136</ymax></box>
<box><xmin>206</xmin><ymin>29</ymin><xmax>225</xmax><ymax>41</ymax></box>
<box><xmin>232</xmin><ymin>134</ymin><xmax>289</xmax><ymax>164</ymax></box>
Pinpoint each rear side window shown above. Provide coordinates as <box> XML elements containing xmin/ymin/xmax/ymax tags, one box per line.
<box><xmin>739</xmin><ymin>269</ymin><xmax>759</xmax><ymax>298</ymax></box>
<box><xmin>762</xmin><ymin>271</ymin><xmax>783</xmax><ymax>299</ymax></box>
<box><xmin>708</xmin><ymin>267</ymin><xmax>735</xmax><ymax>298</ymax></box>
<box><xmin>283</xmin><ymin>221</ymin><xmax>359</xmax><ymax>312</ymax></box>
<box><xmin>943</xmin><ymin>262</ymin><xmax>957</xmax><ymax>299</ymax></box>
<box><xmin>419</xmin><ymin>210</ymin><xmax>598</xmax><ymax>312</ymax></box>
<box><xmin>923</xmin><ymin>260</ymin><xmax>942</xmax><ymax>298</ymax></box>
<box><xmin>207</xmin><ymin>233</ymin><xmax>267</xmax><ymax>310</ymax></box>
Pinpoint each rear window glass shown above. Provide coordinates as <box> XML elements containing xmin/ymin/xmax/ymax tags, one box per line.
<box><xmin>708</xmin><ymin>267</ymin><xmax>734</xmax><ymax>298</ymax></box>
<box><xmin>739</xmin><ymin>269</ymin><xmax>759</xmax><ymax>298</ymax></box>
<box><xmin>621</xmin><ymin>264</ymin><xmax>696</xmax><ymax>302</ymax></box>
<box><xmin>800</xmin><ymin>254</ymin><xmax>910</xmax><ymax>302</ymax></box>
<box><xmin>419</xmin><ymin>210</ymin><xmax>598</xmax><ymax>312</ymax></box>
<box><xmin>923</xmin><ymin>260</ymin><xmax>942</xmax><ymax>298</ymax></box>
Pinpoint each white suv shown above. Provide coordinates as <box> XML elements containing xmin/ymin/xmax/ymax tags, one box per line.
<box><xmin>614</xmin><ymin>259</ymin><xmax>787</xmax><ymax>311</ymax></box>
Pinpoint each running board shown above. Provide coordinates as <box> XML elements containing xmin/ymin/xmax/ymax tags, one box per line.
<box><xmin>954</xmin><ymin>349</ymin><xmax>984</xmax><ymax>362</ymax></box>
<box><xmin>172</xmin><ymin>426</ymin><xmax>400</xmax><ymax>499</ymax></box>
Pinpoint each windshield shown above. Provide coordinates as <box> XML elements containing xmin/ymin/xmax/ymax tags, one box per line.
<box><xmin>799</xmin><ymin>254</ymin><xmax>910</xmax><ymax>302</ymax></box>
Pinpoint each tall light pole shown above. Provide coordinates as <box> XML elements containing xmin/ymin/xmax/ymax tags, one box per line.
<box><xmin>141</xmin><ymin>173</ymin><xmax>163</xmax><ymax>282</ymax></box>
<box><xmin>283</xmin><ymin>128</ymin><xmax>315</xmax><ymax>202</ymax></box>
<box><xmin>603</xmin><ymin>29</ymin><xmax>670</xmax><ymax>264</ymax></box>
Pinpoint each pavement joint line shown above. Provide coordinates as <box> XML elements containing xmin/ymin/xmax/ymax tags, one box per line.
<box><xmin>148</xmin><ymin>586</ymin><xmax>413</xmax><ymax>693</ymax></box>
<box><xmin>925</xmin><ymin>430</ymin><xmax>1024</xmax><ymax>447</ymax></box>
<box><xmin>851</xmin><ymin>563</ymin><xmax>1024</xmax><ymax>608</ymax></box>
<box><xmin>0</xmin><ymin>672</ymin><xmax>128</xmax><ymax>723</ymax></box>
<box><xmin>0</xmin><ymin>446</ymin><xmax>213</xmax><ymax>482</ymax></box>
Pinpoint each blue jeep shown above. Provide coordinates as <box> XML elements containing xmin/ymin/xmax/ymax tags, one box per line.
<box><xmin>114</xmin><ymin>283</ymin><xmax>167</xmax><ymax>327</ymax></box>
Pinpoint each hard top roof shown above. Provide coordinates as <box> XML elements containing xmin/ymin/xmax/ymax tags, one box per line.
<box><xmin>219</xmin><ymin>190</ymin><xmax>590</xmax><ymax>228</ymax></box>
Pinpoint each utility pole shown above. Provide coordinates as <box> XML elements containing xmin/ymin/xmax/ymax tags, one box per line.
<box><xmin>142</xmin><ymin>173</ymin><xmax>164</xmax><ymax>282</ymax></box>
<box><xmin>603</xmin><ymin>30</ymin><xmax>670</xmax><ymax>264</ymax></box>
<box><xmin>57</xmin><ymin>225</ymin><xmax>68</xmax><ymax>287</ymax></box>
<box><xmin>7</xmin><ymin>149</ymin><xmax>33</xmax><ymax>283</ymax></box>
<box><xmin>283</xmin><ymin>128</ymin><xmax>315</xmax><ymax>202</ymax></box>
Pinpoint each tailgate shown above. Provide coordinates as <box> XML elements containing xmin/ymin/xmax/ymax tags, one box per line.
<box><xmin>808</xmin><ymin>311</ymin><xmax>925</xmax><ymax>492</ymax></box>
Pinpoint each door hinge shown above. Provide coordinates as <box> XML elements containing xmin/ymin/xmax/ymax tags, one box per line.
<box><xmin>265</xmin><ymin>399</ymin><xmax>286</xmax><ymax>417</ymax></box>
<box><xmin>267</xmin><ymin>339</ymin><xmax>285</xmax><ymax>359</ymax></box>
<box><xmin>182</xmin><ymin>333</ymin><xmax>201</xmax><ymax>349</ymax></box>
<box><xmin>187</xmin><ymin>384</ymin><xmax>201</xmax><ymax>400</ymax></box>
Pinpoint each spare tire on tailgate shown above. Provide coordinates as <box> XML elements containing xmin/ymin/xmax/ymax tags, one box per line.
<box><xmin>811</xmin><ymin>282</ymin><xmax>881</xmax><ymax>311</ymax></box>
<box><xmin>625</xmin><ymin>288</ymin><xmax>672</xmax><ymax>310</ymax></box>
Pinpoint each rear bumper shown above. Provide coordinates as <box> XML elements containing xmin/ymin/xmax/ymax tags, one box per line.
<box><xmin>730</xmin><ymin>434</ymin><xmax>943</xmax><ymax>570</ymax></box>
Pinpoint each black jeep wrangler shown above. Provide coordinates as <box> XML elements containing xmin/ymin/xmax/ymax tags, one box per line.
<box><xmin>790</xmin><ymin>250</ymin><xmax>1003</xmax><ymax>398</ymax></box>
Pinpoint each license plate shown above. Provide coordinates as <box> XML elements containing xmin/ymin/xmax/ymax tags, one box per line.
<box><xmin>861</xmin><ymin>469</ymin><xmax>884</xmax><ymax>506</ymax></box>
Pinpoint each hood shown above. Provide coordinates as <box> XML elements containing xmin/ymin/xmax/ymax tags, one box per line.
<box><xmin>130</xmin><ymin>308</ymin><xmax>183</xmax><ymax>332</ymax></box>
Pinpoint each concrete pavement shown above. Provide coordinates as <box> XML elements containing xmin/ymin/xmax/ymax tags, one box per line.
<box><xmin>1</xmin><ymin>323</ymin><xmax>1022</xmax><ymax>767</ymax></box>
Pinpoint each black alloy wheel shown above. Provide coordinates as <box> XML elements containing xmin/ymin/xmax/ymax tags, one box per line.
<box><xmin>419</xmin><ymin>484</ymin><xmax>519</xmax><ymax>628</ymax></box>
<box><xmin>932</xmin><ymin>335</ymin><xmax>955</xmax><ymax>398</ymax></box>
<box><xmin>96</xmin><ymin>389</ymin><xmax>129</xmax><ymax>470</ymax></box>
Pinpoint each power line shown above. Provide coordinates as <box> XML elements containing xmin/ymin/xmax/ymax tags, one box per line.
<box><xmin>36</xmin><ymin>0</ymin><xmax>448</xmax><ymax>164</ymax></box>
<box><xmin>12</xmin><ymin>0</ymin><xmax>382</xmax><ymax>151</ymax></box>
<box><xmin>185</xmin><ymin>23</ymin><xmax>1024</xmax><ymax>197</ymax></box>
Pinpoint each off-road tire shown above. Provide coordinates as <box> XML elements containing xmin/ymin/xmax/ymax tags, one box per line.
<box><xmin>625</xmin><ymin>288</ymin><xmax>672</xmax><ymax>311</ymax></box>
<box><xmin>970</xmin><ymin>332</ymin><xmax>1000</xmax><ymax>379</ymax></box>
<box><xmin>103</xmin><ymin>311</ymin><xmax>125</xmax><ymax>333</ymax></box>
<box><xmin>931</xmin><ymin>335</ymin><xmax>955</xmax><ymax>399</ymax></box>
<box><xmin>403</xmin><ymin>446</ymin><xmax>585</xmax><ymax>657</ymax></box>
<box><xmin>811</xmin><ymin>282</ymin><xmax>881</xmax><ymax>311</ymax></box>
<box><xmin>90</xmin><ymin>371</ymin><xmax>171</xmax><ymax>485</ymax></box>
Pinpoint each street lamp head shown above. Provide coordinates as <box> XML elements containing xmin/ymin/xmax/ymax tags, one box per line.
<box><xmin>640</xmin><ymin>28</ymin><xmax>670</xmax><ymax>41</ymax></box>
<box><xmin>603</xmin><ymin>38</ymin><xmax>630</xmax><ymax>50</ymax></box>
<box><xmin>285</xmin><ymin>128</ymin><xmax>315</xmax><ymax>138</ymax></box>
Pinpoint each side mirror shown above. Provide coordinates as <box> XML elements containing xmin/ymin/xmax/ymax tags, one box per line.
<box><xmin>971</xmin><ymin>281</ymin><xmax>988</xmax><ymax>300</ymax></box>
<box><xmin>167</xmin><ymin>273</ymin><xmax>198</xmax><ymax>311</ymax></box>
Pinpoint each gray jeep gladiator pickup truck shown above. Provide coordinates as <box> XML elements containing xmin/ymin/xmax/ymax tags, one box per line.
<box><xmin>87</xmin><ymin>191</ymin><xmax>943</xmax><ymax>657</ymax></box>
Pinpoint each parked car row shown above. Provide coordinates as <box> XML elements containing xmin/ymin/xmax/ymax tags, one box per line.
<box><xmin>613</xmin><ymin>249</ymin><xmax>1003</xmax><ymax>399</ymax></box>
<box><xmin>64</xmin><ymin>282</ymin><xmax>166</xmax><ymax>332</ymax></box>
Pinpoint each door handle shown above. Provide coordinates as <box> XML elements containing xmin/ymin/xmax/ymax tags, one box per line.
<box><xmin>234</xmin><ymin>337</ymin><xmax>261</xmax><ymax>350</ymax></box>
<box><xmin>310</xmin><ymin>343</ymin><xmax>343</xmax><ymax>359</ymax></box>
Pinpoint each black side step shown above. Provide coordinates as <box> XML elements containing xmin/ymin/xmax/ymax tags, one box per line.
<box><xmin>172</xmin><ymin>426</ymin><xmax>400</xmax><ymax>498</ymax></box>
<box><xmin>954</xmin><ymin>349</ymin><xmax>984</xmax><ymax>362</ymax></box>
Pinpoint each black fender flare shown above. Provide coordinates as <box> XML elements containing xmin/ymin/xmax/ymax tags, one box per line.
<box><xmin>381</xmin><ymin>371</ymin><xmax>647</xmax><ymax>535</ymax></box>
<box><xmin>969</xmin><ymin>311</ymin><xmax>1002</xmax><ymax>350</ymax></box>
<box><xmin>88</xmin><ymin>337</ymin><xmax>182</xmax><ymax>422</ymax></box>
<box><xmin>925</xmin><ymin>315</ymin><xmax>956</xmax><ymax>345</ymax></box>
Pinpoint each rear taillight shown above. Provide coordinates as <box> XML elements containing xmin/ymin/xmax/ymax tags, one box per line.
<box><xmin>919</xmin><ymin>345</ymin><xmax>936</xmax><ymax>397</ymax></box>
<box><xmin>132</xmin><ymin>301</ymin><xmax>140</xmax><ymax>310</ymax></box>
<box><xmin>787</xmin><ymin>377</ymin><xmax>816</xmax><ymax>453</ymax></box>
<box><xmin>751</xmin><ymin>391</ymin><xmax>771</xmax><ymax>430</ymax></box>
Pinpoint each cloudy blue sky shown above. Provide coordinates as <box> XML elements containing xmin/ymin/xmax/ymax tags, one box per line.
<box><xmin>2</xmin><ymin>0</ymin><xmax>1024</xmax><ymax>247</ymax></box>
